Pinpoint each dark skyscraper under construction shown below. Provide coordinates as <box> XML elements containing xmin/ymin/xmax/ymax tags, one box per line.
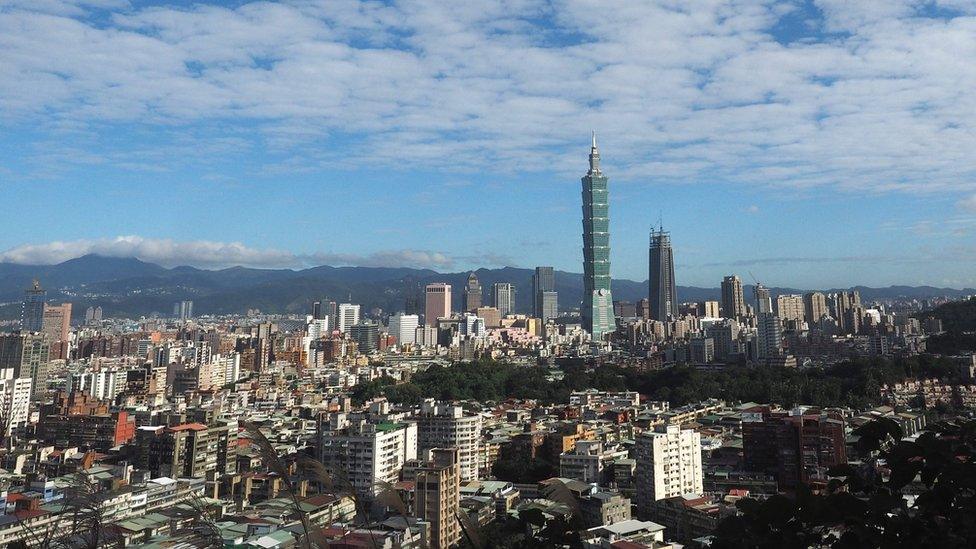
<box><xmin>648</xmin><ymin>227</ymin><xmax>677</xmax><ymax>321</ymax></box>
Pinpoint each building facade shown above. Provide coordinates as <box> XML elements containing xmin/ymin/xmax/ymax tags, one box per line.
<box><xmin>581</xmin><ymin>133</ymin><xmax>614</xmax><ymax>341</ymax></box>
<box><xmin>648</xmin><ymin>228</ymin><xmax>677</xmax><ymax>321</ymax></box>
<box><xmin>635</xmin><ymin>424</ymin><xmax>703</xmax><ymax>519</ymax></box>
<box><xmin>425</xmin><ymin>283</ymin><xmax>452</xmax><ymax>327</ymax></box>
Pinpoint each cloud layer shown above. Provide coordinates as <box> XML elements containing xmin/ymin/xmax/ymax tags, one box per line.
<box><xmin>2</xmin><ymin>0</ymin><xmax>976</xmax><ymax>195</ymax></box>
<box><xmin>0</xmin><ymin>236</ymin><xmax>458</xmax><ymax>270</ymax></box>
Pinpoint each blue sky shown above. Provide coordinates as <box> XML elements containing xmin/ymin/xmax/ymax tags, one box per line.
<box><xmin>2</xmin><ymin>0</ymin><xmax>976</xmax><ymax>289</ymax></box>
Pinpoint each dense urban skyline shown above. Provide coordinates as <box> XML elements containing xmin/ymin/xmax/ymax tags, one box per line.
<box><xmin>2</xmin><ymin>1</ymin><xmax>976</xmax><ymax>289</ymax></box>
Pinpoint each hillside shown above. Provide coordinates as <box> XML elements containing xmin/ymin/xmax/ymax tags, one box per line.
<box><xmin>0</xmin><ymin>255</ymin><xmax>971</xmax><ymax>320</ymax></box>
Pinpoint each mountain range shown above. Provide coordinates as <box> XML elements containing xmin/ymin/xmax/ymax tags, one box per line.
<box><xmin>0</xmin><ymin>255</ymin><xmax>971</xmax><ymax>321</ymax></box>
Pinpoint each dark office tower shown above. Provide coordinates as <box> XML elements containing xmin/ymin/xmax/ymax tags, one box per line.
<box><xmin>532</xmin><ymin>266</ymin><xmax>556</xmax><ymax>318</ymax></box>
<box><xmin>721</xmin><ymin>275</ymin><xmax>745</xmax><ymax>319</ymax></box>
<box><xmin>648</xmin><ymin>228</ymin><xmax>677</xmax><ymax>321</ymax></box>
<box><xmin>21</xmin><ymin>280</ymin><xmax>46</xmax><ymax>333</ymax></box>
<box><xmin>581</xmin><ymin>133</ymin><xmax>614</xmax><ymax>340</ymax></box>
<box><xmin>311</xmin><ymin>301</ymin><xmax>322</xmax><ymax>320</ymax></box>
<box><xmin>463</xmin><ymin>272</ymin><xmax>482</xmax><ymax>313</ymax></box>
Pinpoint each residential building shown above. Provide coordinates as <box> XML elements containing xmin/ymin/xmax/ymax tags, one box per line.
<box><xmin>404</xmin><ymin>448</ymin><xmax>461</xmax><ymax>549</ymax></box>
<box><xmin>635</xmin><ymin>424</ymin><xmax>703</xmax><ymax>519</ymax></box>
<box><xmin>720</xmin><ymin>275</ymin><xmax>745</xmax><ymax>319</ymax></box>
<box><xmin>416</xmin><ymin>399</ymin><xmax>482</xmax><ymax>481</ymax></box>
<box><xmin>317</xmin><ymin>416</ymin><xmax>418</xmax><ymax>500</ymax></box>
<box><xmin>136</xmin><ymin>421</ymin><xmax>238</xmax><ymax>479</ymax></box>
<box><xmin>776</xmin><ymin>294</ymin><xmax>804</xmax><ymax>327</ymax></box>
<box><xmin>742</xmin><ymin>406</ymin><xmax>847</xmax><ymax>489</ymax></box>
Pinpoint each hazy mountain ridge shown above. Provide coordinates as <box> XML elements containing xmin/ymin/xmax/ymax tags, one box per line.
<box><xmin>0</xmin><ymin>255</ymin><xmax>971</xmax><ymax>320</ymax></box>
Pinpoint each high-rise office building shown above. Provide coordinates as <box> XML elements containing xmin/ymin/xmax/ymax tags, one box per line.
<box><xmin>41</xmin><ymin>303</ymin><xmax>72</xmax><ymax>343</ymax></box>
<box><xmin>0</xmin><ymin>333</ymin><xmax>51</xmax><ymax>399</ymax></box>
<box><xmin>349</xmin><ymin>322</ymin><xmax>379</xmax><ymax>353</ymax></box>
<box><xmin>581</xmin><ymin>133</ymin><xmax>614</xmax><ymax>340</ymax></box>
<box><xmin>648</xmin><ymin>228</ymin><xmax>677</xmax><ymax>321</ymax></box>
<box><xmin>389</xmin><ymin>313</ymin><xmax>419</xmax><ymax>345</ymax></box>
<box><xmin>532</xmin><ymin>266</ymin><xmax>556</xmax><ymax>319</ymax></box>
<box><xmin>337</xmin><ymin>303</ymin><xmax>361</xmax><ymax>333</ymax></box>
<box><xmin>462</xmin><ymin>272</ymin><xmax>482</xmax><ymax>312</ymax></box>
<box><xmin>803</xmin><ymin>292</ymin><xmax>828</xmax><ymax>325</ymax></box>
<box><xmin>21</xmin><ymin>280</ymin><xmax>46</xmax><ymax>333</ymax></box>
<box><xmin>491</xmin><ymin>283</ymin><xmax>515</xmax><ymax>317</ymax></box>
<box><xmin>635</xmin><ymin>424</ymin><xmax>703</xmax><ymax>518</ymax></box>
<box><xmin>721</xmin><ymin>275</ymin><xmax>745</xmax><ymax>319</ymax></box>
<box><xmin>538</xmin><ymin>291</ymin><xmax>558</xmax><ymax>322</ymax></box>
<box><xmin>425</xmin><ymin>283</ymin><xmax>452</xmax><ymax>327</ymax></box>
<box><xmin>754</xmin><ymin>284</ymin><xmax>772</xmax><ymax>314</ymax></box>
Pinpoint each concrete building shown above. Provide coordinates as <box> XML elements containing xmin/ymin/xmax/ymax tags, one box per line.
<box><xmin>416</xmin><ymin>399</ymin><xmax>482</xmax><ymax>482</ymax></box>
<box><xmin>463</xmin><ymin>272</ymin><xmax>482</xmax><ymax>313</ymax></box>
<box><xmin>404</xmin><ymin>448</ymin><xmax>461</xmax><ymax>549</ymax></box>
<box><xmin>0</xmin><ymin>377</ymin><xmax>31</xmax><ymax>435</ymax></box>
<box><xmin>648</xmin><ymin>228</ymin><xmax>677</xmax><ymax>321</ymax></box>
<box><xmin>389</xmin><ymin>313</ymin><xmax>419</xmax><ymax>346</ymax></box>
<box><xmin>41</xmin><ymin>303</ymin><xmax>72</xmax><ymax>343</ymax></box>
<box><xmin>742</xmin><ymin>406</ymin><xmax>847</xmax><ymax>489</ymax></box>
<box><xmin>337</xmin><ymin>303</ymin><xmax>361</xmax><ymax>333</ymax></box>
<box><xmin>317</xmin><ymin>416</ymin><xmax>418</xmax><ymax>500</ymax></box>
<box><xmin>559</xmin><ymin>440</ymin><xmax>628</xmax><ymax>484</ymax></box>
<box><xmin>425</xmin><ymin>283</ymin><xmax>452</xmax><ymax>327</ymax></box>
<box><xmin>803</xmin><ymin>292</ymin><xmax>830</xmax><ymax>326</ymax></box>
<box><xmin>756</xmin><ymin>313</ymin><xmax>783</xmax><ymax>360</ymax></box>
<box><xmin>700</xmin><ymin>301</ymin><xmax>720</xmax><ymax>318</ymax></box>
<box><xmin>720</xmin><ymin>275</ymin><xmax>745</xmax><ymax>319</ymax></box>
<box><xmin>491</xmin><ymin>283</ymin><xmax>515</xmax><ymax>318</ymax></box>
<box><xmin>349</xmin><ymin>322</ymin><xmax>379</xmax><ymax>353</ymax></box>
<box><xmin>776</xmin><ymin>294</ymin><xmax>804</xmax><ymax>327</ymax></box>
<box><xmin>20</xmin><ymin>280</ymin><xmax>46</xmax><ymax>333</ymax></box>
<box><xmin>137</xmin><ymin>421</ymin><xmax>238</xmax><ymax>479</ymax></box>
<box><xmin>635</xmin><ymin>424</ymin><xmax>703</xmax><ymax>519</ymax></box>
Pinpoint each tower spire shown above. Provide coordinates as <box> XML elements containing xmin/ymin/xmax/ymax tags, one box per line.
<box><xmin>588</xmin><ymin>131</ymin><xmax>601</xmax><ymax>174</ymax></box>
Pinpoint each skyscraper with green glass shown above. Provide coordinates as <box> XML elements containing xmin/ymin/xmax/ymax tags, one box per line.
<box><xmin>581</xmin><ymin>133</ymin><xmax>614</xmax><ymax>341</ymax></box>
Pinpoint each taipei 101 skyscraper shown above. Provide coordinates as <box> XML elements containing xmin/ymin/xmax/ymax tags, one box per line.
<box><xmin>581</xmin><ymin>132</ymin><xmax>614</xmax><ymax>341</ymax></box>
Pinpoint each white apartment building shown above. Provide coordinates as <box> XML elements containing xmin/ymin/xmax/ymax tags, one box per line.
<box><xmin>0</xmin><ymin>376</ymin><xmax>31</xmax><ymax>435</ymax></box>
<box><xmin>318</xmin><ymin>415</ymin><xmax>418</xmax><ymax>500</ymax></box>
<box><xmin>635</xmin><ymin>424</ymin><xmax>703</xmax><ymax>518</ymax></box>
<box><xmin>559</xmin><ymin>440</ymin><xmax>629</xmax><ymax>484</ymax></box>
<box><xmin>66</xmin><ymin>368</ymin><xmax>127</xmax><ymax>401</ymax></box>
<box><xmin>416</xmin><ymin>399</ymin><xmax>482</xmax><ymax>481</ymax></box>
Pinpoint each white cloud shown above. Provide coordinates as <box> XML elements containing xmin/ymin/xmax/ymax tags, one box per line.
<box><xmin>960</xmin><ymin>194</ymin><xmax>976</xmax><ymax>212</ymax></box>
<box><xmin>0</xmin><ymin>236</ymin><xmax>459</xmax><ymax>270</ymax></box>
<box><xmin>1</xmin><ymin>0</ymin><xmax>976</xmax><ymax>201</ymax></box>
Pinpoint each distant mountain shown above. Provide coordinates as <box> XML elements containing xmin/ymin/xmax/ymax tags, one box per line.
<box><xmin>0</xmin><ymin>255</ymin><xmax>971</xmax><ymax>320</ymax></box>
